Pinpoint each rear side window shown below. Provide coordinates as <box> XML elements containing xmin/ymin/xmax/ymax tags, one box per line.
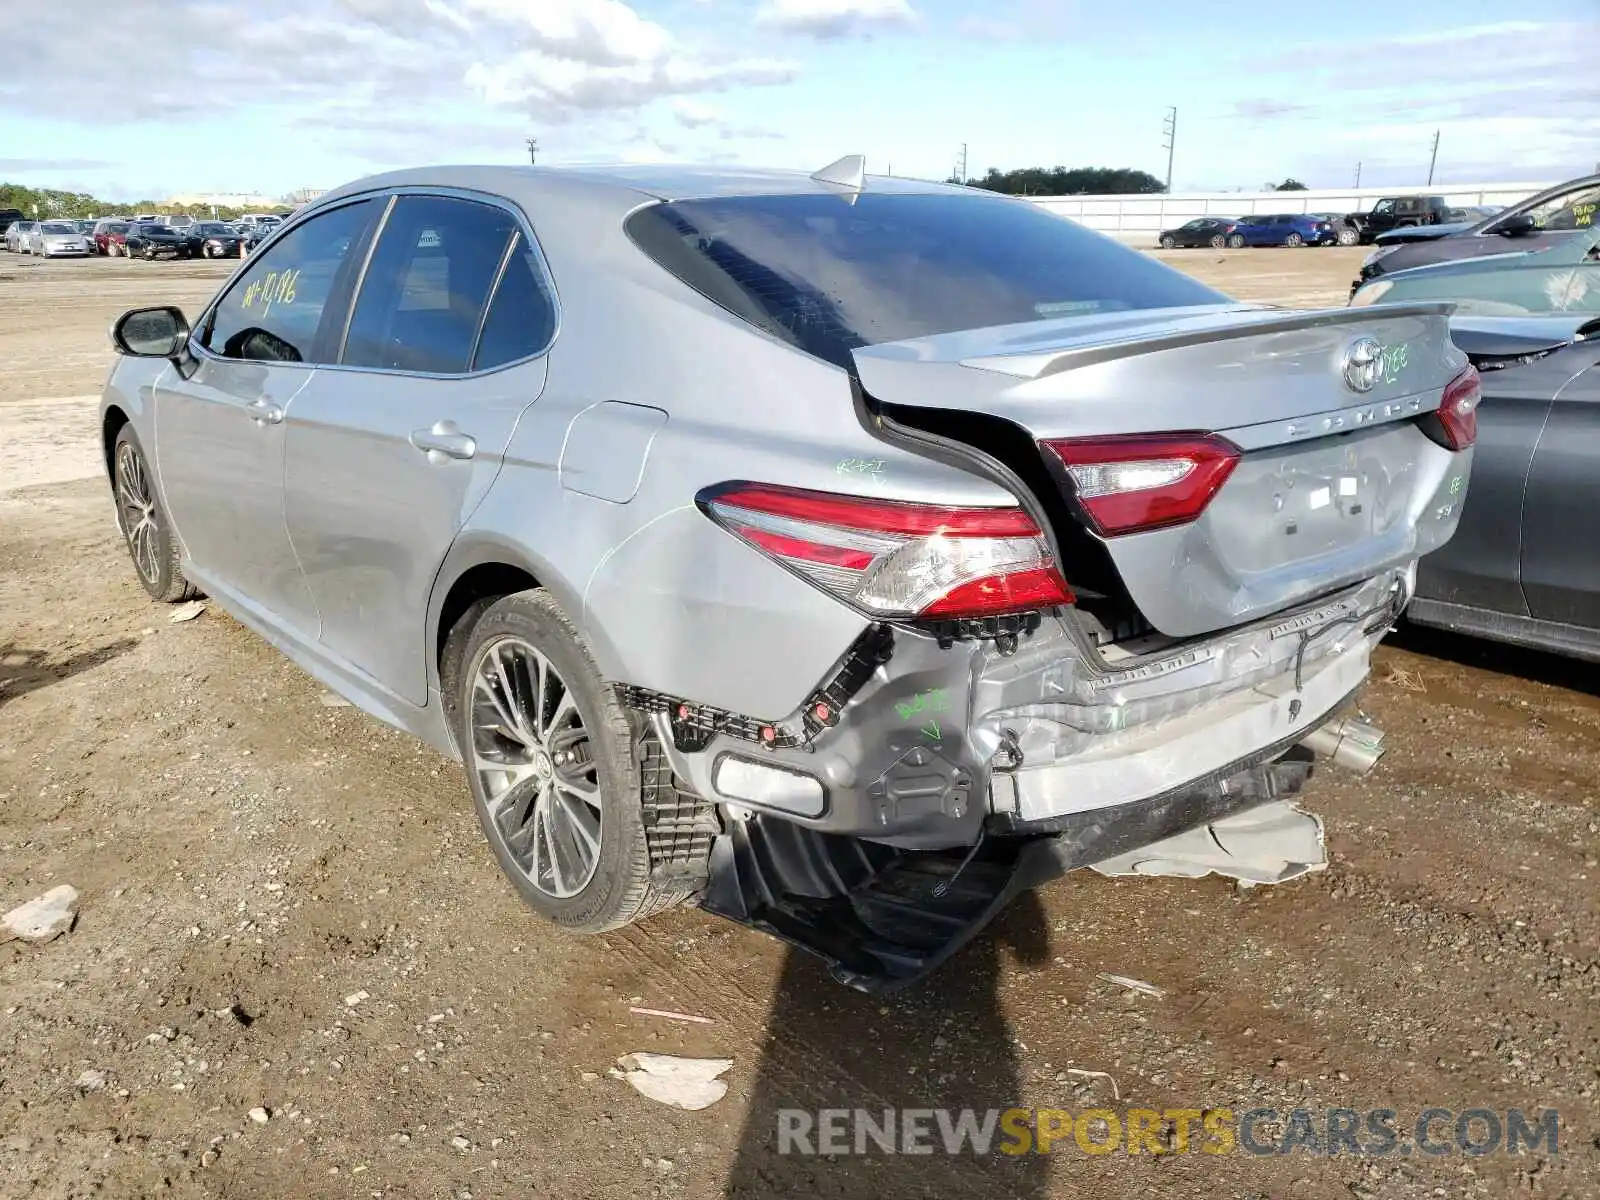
<box><xmin>204</xmin><ymin>199</ymin><xmax>380</xmax><ymax>364</ymax></box>
<box><xmin>626</xmin><ymin>192</ymin><xmax>1224</xmax><ymax>368</ymax></box>
<box><xmin>342</xmin><ymin>196</ymin><xmax>520</xmax><ymax>374</ymax></box>
<box><xmin>472</xmin><ymin>240</ymin><xmax>557</xmax><ymax>371</ymax></box>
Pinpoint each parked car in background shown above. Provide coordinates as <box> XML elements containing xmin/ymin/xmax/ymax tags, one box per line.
<box><xmin>95</xmin><ymin>219</ymin><xmax>132</xmax><ymax>256</ymax></box>
<box><xmin>1352</xmin><ymin>227</ymin><xmax>1599</xmax><ymax>660</ymax></box>
<box><xmin>25</xmin><ymin>219</ymin><xmax>93</xmax><ymax>256</ymax></box>
<box><xmin>239</xmin><ymin>222</ymin><xmax>275</xmax><ymax>254</ymax></box>
<box><xmin>1308</xmin><ymin>213</ymin><xmax>1361</xmax><ymax>246</ymax></box>
<box><xmin>1354</xmin><ymin>174</ymin><xmax>1600</xmax><ymax>294</ymax></box>
<box><xmin>191</xmin><ymin>221</ymin><xmax>242</xmax><ymax>258</ymax></box>
<box><xmin>1407</xmin><ymin>312</ymin><xmax>1600</xmax><ymax>661</ymax></box>
<box><xmin>1157</xmin><ymin>217</ymin><xmax>1240</xmax><ymax>249</ymax></box>
<box><xmin>4</xmin><ymin>219</ymin><xmax>39</xmax><ymax>252</ymax></box>
<box><xmin>0</xmin><ymin>208</ymin><xmax>23</xmax><ymax>237</ymax></box>
<box><xmin>1345</xmin><ymin>195</ymin><xmax>1452</xmax><ymax>244</ymax></box>
<box><xmin>1443</xmin><ymin>205</ymin><xmax>1503</xmax><ymax>224</ymax></box>
<box><xmin>1225</xmin><ymin>213</ymin><xmax>1337</xmax><ymax>248</ymax></box>
<box><xmin>123</xmin><ymin>223</ymin><xmax>194</xmax><ymax>259</ymax></box>
<box><xmin>1351</xmin><ymin>227</ymin><xmax>1600</xmax><ymax>317</ymax></box>
<box><xmin>98</xmin><ymin>162</ymin><xmax>1477</xmax><ymax>988</ymax></box>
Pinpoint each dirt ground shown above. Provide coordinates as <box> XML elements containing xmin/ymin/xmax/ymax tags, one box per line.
<box><xmin>2</xmin><ymin>246</ymin><xmax>1596</xmax><ymax>1200</ymax></box>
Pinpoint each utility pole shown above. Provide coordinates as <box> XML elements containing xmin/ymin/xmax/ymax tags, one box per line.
<box><xmin>953</xmin><ymin>143</ymin><xmax>968</xmax><ymax>184</ymax></box>
<box><xmin>1353</xmin><ymin>161</ymin><xmax>1362</xmax><ymax>188</ymax></box>
<box><xmin>1426</xmin><ymin>130</ymin><xmax>1440</xmax><ymax>185</ymax></box>
<box><xmin>525</xmin><ymin>137</ymin><xmax>539</xmax><ymax>165</ymax></box>
<box><xmin>1161</xmin><ymin>107</ymin><xmax>1177</xmax><ymax>192</ymax></box>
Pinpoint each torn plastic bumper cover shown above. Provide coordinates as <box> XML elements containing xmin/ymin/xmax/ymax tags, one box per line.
<box><xmin>701</xmin><ymin>737</ymin><xmax>1319</xmax><ymax>992</ymax></box>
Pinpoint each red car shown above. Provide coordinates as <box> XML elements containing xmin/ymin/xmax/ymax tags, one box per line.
<box><xmin>94</xmin><ymin>219</ymin><xmax>132</xmax><ymax>256</ymax></box>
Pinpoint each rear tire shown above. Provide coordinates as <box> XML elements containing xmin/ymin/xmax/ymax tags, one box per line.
<box><xmin>1159</xmin><ymin>234</ymin><xmax>1177</xmax><ymax>249</ymax></box>
<box><xmin>1227</xmin><ymin>233</ymin><xmax>1245</xmax><ymax>249</ymax></box>
<box><xmin>112</xmin><ymin>425</ymin><xmax>201</xmax><ymax>603</ymax></box>
<box><xmin>1284</xmin><ymin>232</ymin><xmax>1304</xmax><ymax>247</ymax></box>
<box><xmin>441</xmin><ymin>589</ymin><xmax>679</xmax><ymax>934</ymax></box>
<box><xmin>1209</xmin><ymin>233</ymin><xmax>1227</xmax><ymax>248</ymax></box>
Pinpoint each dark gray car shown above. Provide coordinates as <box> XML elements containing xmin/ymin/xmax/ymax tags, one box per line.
<box><xmin>1354</xmin><ymin>174</ymin><xmax>1600</xmax><ymax>294</ymax></box>
<box><xmin>1407</xmin><ymin>314</ymin><xmax>1600</xmax><ymax>660</ymax></box>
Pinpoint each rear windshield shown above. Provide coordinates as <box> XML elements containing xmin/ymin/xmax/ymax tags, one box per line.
<box><xmin>626</xmin><ymin>191</ymin><xmax>1225</xmax><ymax>368</ymax></box>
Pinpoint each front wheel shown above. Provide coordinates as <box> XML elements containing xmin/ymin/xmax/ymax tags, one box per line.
<box><xmin>1227</xmin><ymin>233</ymin><xmax>1246</xmax><ymax>249</ymax></box>
<box><xmin>112</xmin><ymin>426</ymin><xmax>201</xmax><ymax>603</ymax></box>
<box><xmin>1209</xmin><ymin>233</ymin><xmax>1227</xmax><ymax>248</ymax></box>
<box><xmin>1159</xmin><ymin>234</ymin><xmax>1177</xmax><ymax>249</ymax></box>
<box><xmin>1336</xmin><ymin>226</ymin><xmax>1359</xmax><ymax>246</ymax></box>
<box><xmin>441</xmin><ymin>590</ymin><xmax>684</xmax><ymax>933</ymax></box>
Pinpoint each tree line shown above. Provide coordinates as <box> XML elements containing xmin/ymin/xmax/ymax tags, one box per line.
<box><xmin>947</xmin><ymin>168</ymin><xmax>1316</xmax><ymax>196</ymax></box>
<box><xmin>0</xmin><ymin>183</ymin><xmax>294</xmax><ymax>221</ymax></box>
<box><xmin>954</xmin><ymin>166</ymin><xmax>1167</xmax><ymax>195</ymax></box>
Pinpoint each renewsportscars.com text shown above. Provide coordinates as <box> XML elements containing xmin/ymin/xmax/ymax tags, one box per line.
<box><xmin>777</xmin><ymin>1106</ymin><xmax>1560</xmax><ymax>1158</ymax></box>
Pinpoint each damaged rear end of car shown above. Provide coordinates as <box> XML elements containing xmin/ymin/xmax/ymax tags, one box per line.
<box><xmin>615</xmin><ymin>184</ymin><xmax>1477</xmax><ymax>989</ymax></box>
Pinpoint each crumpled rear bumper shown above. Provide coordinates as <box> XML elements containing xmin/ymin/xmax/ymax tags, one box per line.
<box><xmin>657</xmin><ymin>567</ymin><xmax>1408</xmax><ymax>848</ymax></box>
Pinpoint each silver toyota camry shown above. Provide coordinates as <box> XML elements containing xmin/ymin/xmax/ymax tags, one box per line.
<box><xmin>99</xmin><ymin>159</ymin><xmax>1480</xmax><ymax>989</ymax></box>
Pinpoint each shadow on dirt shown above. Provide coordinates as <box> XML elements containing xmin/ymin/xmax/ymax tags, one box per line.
<box><xmin>1390</xmin><ymin>622</ymin><xmax>1600</xmax><ymax>699</ymax></box>
<box><xmin>0</xmin><ymin>640</ymin><xmax>138</xmax><ymax>709</ymax></box>
<box><xmin>724</xmin><ymin>891</ymin><xmax>1053</xmax><ymax>1199</ymax></box>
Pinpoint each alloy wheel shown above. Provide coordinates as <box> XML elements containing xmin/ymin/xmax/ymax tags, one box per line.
<box><xmin>115</xmin><ymin>441</ymin><xmax>161</xmax><ymax>585</ymax></box>
<box><xmin>468</xmin><ymin>636</ymin><xmax>602</xmax><ymax>899</ymax></box>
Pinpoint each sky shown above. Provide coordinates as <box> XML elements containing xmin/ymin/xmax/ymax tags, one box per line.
<box><xmin>0</xmin><ymin>0</ymin><xmax>1596</xmax><ymax>202</ymax></box>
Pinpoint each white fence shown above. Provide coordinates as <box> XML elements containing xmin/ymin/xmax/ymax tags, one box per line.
<box><xmin>1032</xmin><ymin>182</ymin><xmax>1553</xmax><ymax>246</ymax></box>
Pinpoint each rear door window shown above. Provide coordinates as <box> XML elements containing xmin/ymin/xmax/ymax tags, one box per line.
<box><xmin>471</xmin><ymin>239</ymin><xmax>558</xmax><ymax>371</ymax></box>
<box><xmin>626</xmin><ymin>191</ymin><xmax>1224</xmax><ymax>369</ymax></box>
<box><xmin>342</xmin><ymin>196</ymin><xmax>521</xmax><ymax>374</ymax></box>
<box><xmin>203</xmin><ymin>199</ymin><xmax>381</xmax><ymax>364</ymax></box>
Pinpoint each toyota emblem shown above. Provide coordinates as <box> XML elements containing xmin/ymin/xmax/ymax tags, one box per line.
<box><xmin>1342</xmin><ymin>337</ymin><xmax>1383</xmax><ymax>393</ymax></box>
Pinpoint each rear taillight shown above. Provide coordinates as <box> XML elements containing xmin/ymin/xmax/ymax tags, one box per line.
<box><xmin>1435</xmin><ymin>365</ymin><xmax>1482</xmax><ymax>450</ymax></box>
<box><xmin>1042</xmin><ymin>433</ymin><xmax>1241</xmax><ymax>537</ymax></box>
<box><xmin>701</xmin><ymin>482</ymin><xmax>1073</xmax><ymax>619</ymax></box>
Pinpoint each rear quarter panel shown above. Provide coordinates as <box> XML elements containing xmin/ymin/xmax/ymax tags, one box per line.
<box><xmin>458</xmin><ymin>184</ymin><xmax>1022</xmax><ymax>719</ymax></box>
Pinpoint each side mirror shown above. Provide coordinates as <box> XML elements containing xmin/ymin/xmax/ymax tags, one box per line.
<box><xmin>112</xmin><ymin>305</ymin><xmax>190</xmax><ymax>358</ymax></box>
<box><xmin>1497</xmin><ymin>213</ymin><xmax>1537</xmax><ymax>238</ymax></box>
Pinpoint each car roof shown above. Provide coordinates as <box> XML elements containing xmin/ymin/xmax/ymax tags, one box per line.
<box><xmin>314</xmin><ymin>162</ymin><xmax>971</xmax><ymax>211</ymax></box>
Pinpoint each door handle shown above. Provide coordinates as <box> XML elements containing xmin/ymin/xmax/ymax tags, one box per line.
<box><xmin>410</xmin><ymin>421</ymin><xmax>477</xmax><ymax>461</ymax></box>
<box><xmin>247</xmin><ymin>398</ymin><xmax>284</xmax><ymax>425</ymax></box>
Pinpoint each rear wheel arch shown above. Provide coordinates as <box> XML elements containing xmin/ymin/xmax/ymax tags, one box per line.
<box><xmin>435</xmin><ymin>560</ymin><xmax>543</xmax><ymax>676</ymax></box>
<box><xmin>428</xmin><ymin>542</ymin><xmax>621</xmax><ymax>693</ymax></box>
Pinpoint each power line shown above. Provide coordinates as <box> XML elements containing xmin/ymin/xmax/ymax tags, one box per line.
<box><xmin>1161</xmin><ymin>107</ymin><xmax>1177</xmax><ymax>192</ymax></box>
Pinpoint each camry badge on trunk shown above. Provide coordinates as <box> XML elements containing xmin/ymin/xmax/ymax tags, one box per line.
<box><xmin>1341</xmin><ymin>337</ymin><xmax>1384</xmax><ymax>393</ymax></box>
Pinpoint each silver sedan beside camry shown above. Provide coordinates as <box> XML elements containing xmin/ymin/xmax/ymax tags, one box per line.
<box><xmin>99</xmin><ymin>160</ymin><xmax>1479</xmax><ymax>988</ymax></box>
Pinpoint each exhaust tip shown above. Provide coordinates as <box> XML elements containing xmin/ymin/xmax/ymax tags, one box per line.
<box><xmin>1300</xmin><ymin>716</ymin><xmax>1385</xmax><ymax>775</ymax></box>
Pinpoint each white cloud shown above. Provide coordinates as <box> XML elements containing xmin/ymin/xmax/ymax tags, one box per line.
<box><xmin>1222</xmin><ymin>20</ymin><xmax>1600</xmax><ymax>184</ymax></box>
<box><xmin>0</xmin><ymin>0</ymin><xmax>798</xmax><ymax>143</ymax></box>
<box><xmin>755</xmin><ymin>0</ymin><xmax>917</xmax><ymax>39</ymax></box>
<box><xmin>672</xmin><ymin>99</ymin><xmax>723</xmax><ymax>129</ymax></box>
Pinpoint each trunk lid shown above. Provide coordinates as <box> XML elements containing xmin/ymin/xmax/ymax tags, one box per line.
<box><xmin>853</xmin><ymin>303</ymin><xmax>1473</xmax><ymax>638</ymax></box>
